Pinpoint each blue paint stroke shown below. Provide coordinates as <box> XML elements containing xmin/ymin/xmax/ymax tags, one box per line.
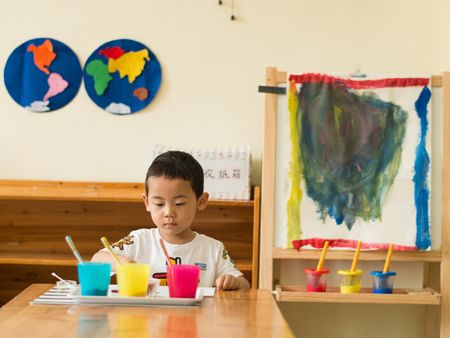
<box><xmin>414</xmin><ymin>87</ymin><xmax>431</xmax><ymax>249</ymax></box>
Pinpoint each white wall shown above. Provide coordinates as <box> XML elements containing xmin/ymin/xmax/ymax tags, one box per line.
<box><xmin>1</xmin><ymin>1</ymin><xmax>448</xmax><ymax>337</ymax></box>
<box><xmin>1</xmin><ymin>0</ymin><xmax>449</xmax><ymax>184</ymax></box>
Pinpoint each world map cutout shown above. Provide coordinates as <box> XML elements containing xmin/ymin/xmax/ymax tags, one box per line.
<box><xmin>4</xmin><ymin>38</ymin><xmax>82</xmax><ymax>112</ymax></box>
<box><xmin>84</xmin><ymin>39</ymin><xmax>162</xmax><ymax>114</ymax></box>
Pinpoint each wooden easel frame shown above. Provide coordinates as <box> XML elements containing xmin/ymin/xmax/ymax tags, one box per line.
<box><xmin>259</xmin><ymin>67</ymin><xmax>449</xmax><ymax>337</ymax></box>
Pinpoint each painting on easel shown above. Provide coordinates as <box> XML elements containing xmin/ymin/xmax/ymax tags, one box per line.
<box><xmin>280</xmin><ymin>73</ymin><xmax>431</xmax><ymax>250</ymax></box>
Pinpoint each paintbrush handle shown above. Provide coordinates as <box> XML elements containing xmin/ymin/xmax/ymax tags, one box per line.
<box><xmin>101</xmin><ymin>237</ymin><xmax>123</xmax><ymax>266</ymax></box>
<box><xmin>65</xmin><ymin>235</ymin><xmax>84</xmax><ymax>264</ymax></box>
<box><xmin>316</xmin><ymin>241</ymin><xmax>329</xmax><ymax>271</ymax></box>
<box><xmin>383</xmin><ymin>243</ymin><xmax>394</xmax><ymax>273</ymax></box>
<box><xmin>350</xmin><ymin>241</ymin><xmax>362</xmax><ymax>272</ymax></box>
<box><xmin>159</xmin><ymin>238</ymin><xmax>173</xmax><ymax>266</ymax></box>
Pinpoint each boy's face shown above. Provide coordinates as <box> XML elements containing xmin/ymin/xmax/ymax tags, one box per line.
<box><xmin>143</xmin><ymin>176</ymin><xmax>208</xmax><ymax>243</ymax></box>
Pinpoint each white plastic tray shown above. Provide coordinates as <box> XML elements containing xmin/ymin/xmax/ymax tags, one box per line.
<box><xmin>72</xmin><ymin>285</ymin><xmax>203</xmax><ymax>306</ymax></box>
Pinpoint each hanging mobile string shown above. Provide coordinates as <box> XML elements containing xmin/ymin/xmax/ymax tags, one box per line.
<box><xmin>230</xmin><ymin>0</ymin><xmax>235</xmax><ymax>20</ymax></box>
<box><xmin>218</xmin><ymin>0</ymin><xmax>236</xmax><ymax>21</ymax></box>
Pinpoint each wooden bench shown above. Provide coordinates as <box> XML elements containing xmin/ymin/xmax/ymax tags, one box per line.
<box><xmin>0</xmin><ymin>180</ymin><xmax>260</xmax><ymax>305</ymax></box>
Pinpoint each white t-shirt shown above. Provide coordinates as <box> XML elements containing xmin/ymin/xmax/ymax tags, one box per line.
<box><xmin>106</xmin><ymin>228</ymin><xmax>243</xmax><ymax>287</ymax></box>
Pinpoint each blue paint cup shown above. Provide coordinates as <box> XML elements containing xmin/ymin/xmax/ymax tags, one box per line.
<box><xmin>370</xmin><ymin>271</ymin><xmax>396</xmax><ymax>294</ymax></box>
<box><xmin>77</xmin><ymin>262</ymin><xmax>111</xmax><ymax>296</ymax></box>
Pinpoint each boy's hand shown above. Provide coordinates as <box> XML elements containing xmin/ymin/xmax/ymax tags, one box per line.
<box><xmin>215</xmin><ymin>274</ymin><xmax>241</xmax><ymax>290</ymax></box>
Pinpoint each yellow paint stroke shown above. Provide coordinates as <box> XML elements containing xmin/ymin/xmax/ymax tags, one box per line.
<box><xmin>108</xmin><ymin>49</ymin><xmax>150</xmax><ymax>84</ymax></box>
<box><xmin>286</xmin><ymin>80</ymin><xmax>302</xmax><ymax>247</ymax></box>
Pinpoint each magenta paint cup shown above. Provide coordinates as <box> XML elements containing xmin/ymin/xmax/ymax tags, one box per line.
<box><xmin>304</xmin><ymin>268</ymin><xmax>329</xmax><ymax>292</ymax></box>
<box><xmin>167</xmin><ymin>264</ymin><xmax>200</xmax><ymax>298</ymax></box>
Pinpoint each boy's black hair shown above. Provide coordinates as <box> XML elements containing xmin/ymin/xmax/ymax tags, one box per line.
<box><xmin>145</xmin><ymin>151</ymin><xmax>204</xmax><ymax>199</ymax></box>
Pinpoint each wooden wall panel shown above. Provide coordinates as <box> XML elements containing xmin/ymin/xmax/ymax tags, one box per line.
<box><xmin>0</xmin><ymin>184</ymin><xmax>260</xmax><ymax>305</ymax></box>
<box><xmin>0</xmin><ymin>200</ymin><xmax>150</xmax><ymax>226</ymax></box>
<box><xmin>0</xmin><ymin>201</ymin><xmax>253</xmax><ymax>259</ymax></box>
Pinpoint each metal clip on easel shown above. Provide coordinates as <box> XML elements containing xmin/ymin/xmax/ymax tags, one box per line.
<box><xmin>350</xmin><ymin>66</ymin><xmax>367</xmax><ymax>78</ymax></box>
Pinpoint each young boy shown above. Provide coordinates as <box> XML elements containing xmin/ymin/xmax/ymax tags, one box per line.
<box><xmin>92</xmin><ymin>150</ymin><xmax>250</xmax><ymax>290</ymax></box>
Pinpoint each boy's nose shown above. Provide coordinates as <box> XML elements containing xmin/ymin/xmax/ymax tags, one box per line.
<box><xmin>164</xmin><ymin>206</ymin><xmax>175</xmax><ymax>218</ymax></box>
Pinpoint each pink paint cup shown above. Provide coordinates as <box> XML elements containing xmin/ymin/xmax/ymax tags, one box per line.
<box><xmin>304</xmin><ymin>268</ymin><xmax>329</xmax><ymax>292</ymax></box>
<box><xmin>167</xmin><ymin>264</ymin><xmax>200</xmax><ymax>298</ymax></box>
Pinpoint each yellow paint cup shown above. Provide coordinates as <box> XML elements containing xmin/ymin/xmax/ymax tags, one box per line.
<box><xmin>337</xmin><ymin>269</ymin><xmax>363</xmax><ymax>294</ymax></box>
<box><xmin>117</xmin><ymin>263</ymin><xmax>150</xmax><ymax>297</ymax></box>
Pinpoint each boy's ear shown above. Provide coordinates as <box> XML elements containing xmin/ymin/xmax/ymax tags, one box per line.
<box><xmin>142</xmin><ymin>193</ymin><xmax>151</xmax><ymax>212</ymax></box>
<box><xmin>197</xmin><ymin>192</ymin><xmax>209</xmax><ymax>210</ymax></box>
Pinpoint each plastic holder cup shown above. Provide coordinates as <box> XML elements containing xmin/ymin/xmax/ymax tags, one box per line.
<box><xmin>167</xmin><ymin>264</ymin><xmax>201</xmax><ymax>298</ymax></box>
<box><xmin>56</xmin><ymin>279</ymin><xmax>77</xmax><ymax>291</ymax></box>
<box><xmin>117</xmin><ymin>263</ymin><xmax>151</xmax><ymax>297</ymax></box>
<box><xmin>304</xmin><ymin>268</ymin><xmax>329</xmax><ymax>292</ymax></box>
<box><xmin>370</xmin><ymin>271</ymin><xmax>397</xmax><ymax>294</ymax></box>
<box><xmin>148</xmin><ymin>278</ymin><xmax>161</xmax><ymax>297</ymax></box>
<box><xmin>77</xmin><ymin>262</ymin><xmax>111</xmax><ymax>296</ymax></box>
<box><xmin>337</xmin><ymin>269</ymin><xmax>363</xmax><ymax>294</ymax></box>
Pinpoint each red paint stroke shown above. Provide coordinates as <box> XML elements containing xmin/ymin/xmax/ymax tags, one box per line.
<box><xmin>99</xmin><ymin>46</ymin><xmax>125</xmax><ymax>59</ymax></box>
<box><xmin>292</xmin><ymin>238</ymin><xmax>418</xmax><ymax>251</ymax></box>
<box><xmin>289</xmin><ymin>73</ymin><xmax>429</xmax><ymax>89</ymax></box>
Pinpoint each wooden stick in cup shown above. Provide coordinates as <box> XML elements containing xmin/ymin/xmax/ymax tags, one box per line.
<box><xmin>316</xmin><ymin>241</ymin><xmax>329</xmax><ymax>271</ymax></box>
<box><xmin>51</xmin><ymin>272</ymin><xmax>72</xmax><ymax>287</ymax></box>
<box><xmin>159</xmin><ymin>238</ymin><xmax>174</xmax><ymax>266</ymax></box>
<box><xmin>100</xmin><ymin>236</ymin><xmax>123</xmax><ymax>266</ymax></box>
<box><xmin>383</xmin><ymin>243</ymin><xmax>394</xmax><ymax>273</ymax></box>
<box><xmin>350</xmin><ymin>240</ymin><xmax>362</xmax><ymax>272</ymax></box>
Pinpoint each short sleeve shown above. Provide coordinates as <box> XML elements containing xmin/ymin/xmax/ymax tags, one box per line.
<box><xmin>214</xmin><ymin>244</ymin><xmax>243</xmax><ymax>279</ymax></box>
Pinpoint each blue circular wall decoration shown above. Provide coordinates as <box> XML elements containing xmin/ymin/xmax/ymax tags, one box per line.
<box><xmin>4</xmin><ymin>38</ymin><xmax>82</xmax><ymax>112</ymax></box>
<box><xmin>83</xmin><ymin>39</ymin><xmax>162</xmax><ymax>115</ymax></box>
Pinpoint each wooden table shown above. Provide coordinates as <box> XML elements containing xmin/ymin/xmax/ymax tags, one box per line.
<box><xmin>0</xmin><ymin>284</ymin><xmax>294</xmax><ymax>338</ymax></box>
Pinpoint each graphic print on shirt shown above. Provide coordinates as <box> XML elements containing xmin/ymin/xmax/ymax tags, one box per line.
<box><xmin>222</xmin><ymin>246</ymin><xmax>237</xmax><ymax>269</ymax></box>
<box><xmin>152</xmin><ymin>256</ymin><xmax>181</xmax><ymax>286</ymax></box>
<box><xmin>112</xmin><ymin>235</ymin><xmax>134</xmax><ymax>250</ymax></box>
<box><xmin>195</xmin><ymin>263</ymin><xmax>207</xmax><ymax>271</ymax></box>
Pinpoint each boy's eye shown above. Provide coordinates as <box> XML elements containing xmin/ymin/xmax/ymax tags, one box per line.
<box><xmin>175</xmin><ymin>202</ymin><xmax>187</xmax><ymax>206</ymax></box>
<box><xmin>153</xmin><ymin>203</ymin><xmax>164</xmax><ymax>207</ymax></box>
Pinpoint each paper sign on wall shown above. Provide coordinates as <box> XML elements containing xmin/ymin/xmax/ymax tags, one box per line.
<box><xmin>153</xmin><ymin>145</ymin><xmax>251</xmax><ymax>200</ymax></box>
